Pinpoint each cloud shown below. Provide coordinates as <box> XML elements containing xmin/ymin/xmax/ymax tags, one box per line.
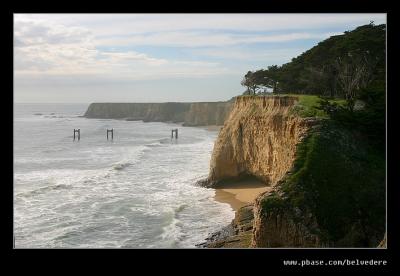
<box><xmin>14</xmin><ymin>18</ymin><xmax>231</xmax><ymax>79</ymax></box>
<box><xmin>15</xmin><ymin>13</ymin><xmax>386</xmax><ymax>35</ymax></box>
<box><xmin>14</xmin><ymin>18</ymin><xmax>92</xmax><ymax>46</ymax></box>
<box><xmin>14</xmin><ymin>18</ymin><xmax>98</xmax><ymax>73</ymax></box>
<box><xmin>190</xmin><ymin>47</ymin><xmax>310</xmax><ymax>63</ymax></box>
<box><xmin>15</xmin><ymin>14</ymin><xmax>385</xmax><ymax>49</ymax></box>
<box><xmin>98</xmin><ymin>51</ymin><xmax>168</xmax><ymax>66</ymax></box>
<box><xmin>94</xmin><ymin>31</ymin><xmax>340</xmax><ymax>48</ymax></box>
<box><xmin>13</xmin><ymin>14</ymin><xmax>386</xmax><ymax>102</ymax></box>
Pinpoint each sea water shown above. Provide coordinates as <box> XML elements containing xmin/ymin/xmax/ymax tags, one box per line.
<box><xmin>14</xmin><ymin>103</ymin><xmax>234</xmax><ymax>248</ymax></box>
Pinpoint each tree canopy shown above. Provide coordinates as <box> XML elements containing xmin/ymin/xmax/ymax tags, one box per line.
<box><xmin>240</xmin><ymin>23</ymin><xmax>386</xmax><ymax>102</ymax></box>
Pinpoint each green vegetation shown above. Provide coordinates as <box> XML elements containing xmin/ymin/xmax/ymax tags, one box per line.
<box><xmin>253</xmin><ymin>23</ymin><xmax>386</xmax><ymax>247</ymax></box>
<box><xmin>240</xmin><ymin>23</ymin><xmax>385</xmax><ymax>113</ymax></box>
<box><xmin>258</xmin><ymin>91</ymin><xmax>386</xmax><ymax>246</ymax></box>
<box><xmin>287</xmin><ymin>94</ymin><xmax>346</xmax><ymax>118</ymax></box>
<box><xmin>267</xmin><ymin>120</ymin><xmax>385</xmax><ymax>246</ymax></box>
<box><xmin>238</xmin><ymin>93</ymin><xmax>346</xmax><ymax>118</ymax></box>
<box><xmin>261</xmin><ymin>192</ymin><xmax>288</xmax><ymax>212</ymax></box>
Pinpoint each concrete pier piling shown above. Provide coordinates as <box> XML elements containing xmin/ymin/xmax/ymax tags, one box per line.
<box><xmin>73</xmin><ymin>129</ymin><xmax>80</xmax><ymax>141</ymax></box>
<box><xmin>171</xmin><ymin>128</ymin><xmax>178</xmax><ymax>139</ymax></box>
<box><xmin>107</xmin><ymin>128</ymin><xmax>114</xmax><ymax>140</ymax></box>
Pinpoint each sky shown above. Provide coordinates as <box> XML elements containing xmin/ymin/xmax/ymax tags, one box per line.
<box><xmin>14</xmin><ymin>13</ymin><xmax>386</xmax><ymax>103</ymax></box>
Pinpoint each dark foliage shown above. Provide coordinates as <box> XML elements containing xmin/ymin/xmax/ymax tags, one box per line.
<box><xmin>241</xmin><ymin>23</ymin><xmax>386</xmax><ymax>102</ymax></box>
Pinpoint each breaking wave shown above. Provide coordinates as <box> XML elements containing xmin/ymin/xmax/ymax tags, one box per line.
<box><xmin>16</xmin><ymin>184</ymin><xmax>73</xmax><ymax>198</ymax></box>
<box><xmin>112</xmin><ymin>162</ymin><xmax>133</xmax><ymax>171</ymax></box>
<box><xmin>14</xmin><ymin>107</ymin><xmax>232</xmax><ymax>248</ymax></box>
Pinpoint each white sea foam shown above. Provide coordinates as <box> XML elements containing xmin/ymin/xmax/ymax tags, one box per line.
<box><xmin>14</xmin><ymin>104</ymin><xmax>233</xmax><ymax>248</ymax></box>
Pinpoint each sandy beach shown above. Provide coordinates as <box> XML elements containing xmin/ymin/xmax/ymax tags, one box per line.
<box><xmin>214</xmin><ymin>178</ymin><xmax>271</xmax><ymax>211</ymax></box>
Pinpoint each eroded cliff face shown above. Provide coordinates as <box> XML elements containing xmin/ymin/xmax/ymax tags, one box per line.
<box><xmin>251</xmin><ymin>189</ymin><xmax>321</xmax><ymax>247</ymax></box>
<box><xmin>206</xmin><ymin>97</ymin><xmax>385</xmax><ymax>247</ymax></box>
<box><xmin>183</xmin><ymin>102</ymin><xmax>233</xmax><ymax>126</ymax></box>
<box><xmin>207</xmin><ymin>96</ymin><xmax>311</xmax><ymax>186</ymax></box>
<box><xmin>84</xmin><ymin>102</ymin><xmax>232</xmax><ymax>126</ymax></box>
<box><xmin>204</xmin><ymin>96</ymin><xmax>323</xmax><ymax>248</ymax></box>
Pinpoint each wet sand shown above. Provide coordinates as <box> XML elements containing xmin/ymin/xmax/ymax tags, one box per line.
<box><xmin>214</xmin><ymin>178</ymin><xmax>271</xmax><ymax>211</ymax></box>
<box><xmin>214</xmin><ymin>189</ymin><xmax>248</xmax><ymax>211</ymax></box>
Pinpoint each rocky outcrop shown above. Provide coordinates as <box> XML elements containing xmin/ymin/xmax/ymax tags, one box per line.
<box><xmin>84</xmin><ymin>102</ymin><xmax>233</xmax><ymax>126</ymax></box>
<box><xmin>202</xmin><ymin>95</ymin><xmax>321</xmax><ymax>248</ymax></box>
<box><xmin>198</xmin><ymin>204</ymin><xmax>254</xmax><ymax>248</ymax></box>
<box><xmin>251</xmin><ymin>189</ymin><xmax>321</xmax><ymax>247</ymax></box>
<box><xmin>206</xmin><ymin>96</ymin><xmax>312</xmax><ymax>187</ymax></box>
<box><xmin>203</xmin><ymin>96</ymin><xmax>385</xmax><ymax>247</ymax></box>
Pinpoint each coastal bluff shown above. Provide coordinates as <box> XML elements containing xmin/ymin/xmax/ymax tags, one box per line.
<box><xmin>84</xmin><ymin>102</ymin><xmax>233</xmax><ymax>126</ymax></box>
<box><xmin>206</xmin><ymin>96</ymin><xmax>312</xmax><ymax>187</ymax></box>
<box><xmin>202</xmin><ymin>95</ymin><xmax>385</xmax><ymax>248</ymax></box>
<box><xmin>201</xmin><ymin>95</ymin><xmax>318</xmax><ymax>247</ymax></box>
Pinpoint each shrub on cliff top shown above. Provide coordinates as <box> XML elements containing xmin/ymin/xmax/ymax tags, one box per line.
<box><xmin>264</xmin><ymin>120</ymin><xmax>385</xmax><ymax>247</ymax></box>
<box><xmin>261</xmin><ymin>193</ymin><xmax>288</xmax><ymax>212</ymax></box>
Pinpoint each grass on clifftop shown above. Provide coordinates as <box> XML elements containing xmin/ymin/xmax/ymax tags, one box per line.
<box><xmin>261</xmin><ymin>120</ymin><xmax>385</xmax><ymax>246</ymax></box>
<box><xmin>287</xmin><ymin>94</ymin><xmax>346</xmax><ymax>118</ymax></box>
<box><xmin>239</xmin><ymin>93</ymin><xmax>346</xmax><ymax>118</ymax></box>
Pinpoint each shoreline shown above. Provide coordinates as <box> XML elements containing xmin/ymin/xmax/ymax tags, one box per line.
<box><xmin>199</xmin><ymin>179</ymin><xmax>271</xmax><ymax>248</ymax></box>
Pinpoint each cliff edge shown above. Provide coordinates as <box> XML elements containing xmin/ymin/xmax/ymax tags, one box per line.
<box><xmin>205</xmin><ymin>96</ymin><xmax>313</xmax><ymax>187</ymax></box>
<box><xmin>203</xmin><ymin>95</ymin><xmax>385</xmax><ymax>248</ymax></box>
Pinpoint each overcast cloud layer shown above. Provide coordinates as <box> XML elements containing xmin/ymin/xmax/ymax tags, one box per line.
<box><xmin>14</xmin><ymin>14</ymin><xmax>386</xmax><ymax>103</ymax></box>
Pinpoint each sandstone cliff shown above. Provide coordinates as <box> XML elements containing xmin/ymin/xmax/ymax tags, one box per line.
<box><xmin>206</xmin><ymin>96</ymin><xmax>311</xmax><ymax>186</ymax></box>
<box><xmin>204</xmin><ymin>95</ymin><xmax>385</xmax><ymax>248</ymax></box>
<box><xmin>251</xmin><ymin>188</ymin><xmax>321</xmax><ymax>247</ymax></box>
<box><xmin>183</xmin><ymin>102</ymin><xmax>233</xmax><ymax>126</ymax></box>
<box><xmin>84</xmin><ymin>102</ymin><xmax>232</xmax><ymax>126</ymax></box>
<box><xmin>203</xmin><ymin>95</ymin><xmax>319</xmax><ymax>247</ymax></box>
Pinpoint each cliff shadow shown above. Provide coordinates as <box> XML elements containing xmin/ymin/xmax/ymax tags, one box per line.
<box><xmin>212</xmin><ymin>174</ymin><xmax>268</xmax><ymax>189</ymax></box>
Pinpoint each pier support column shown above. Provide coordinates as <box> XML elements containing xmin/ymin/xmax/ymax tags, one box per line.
<box><xmin>73</xmin><ymin>129</ymin><xmax>80</xmax><ymax>141</ymax></box>
<box><xmin>171</xmin><ymin>129</ymin><xmax>178</xmax><ymax>139</ymax></box>
<box><xmin>107</xmin><ymin>129</ymin><xmax>114</xmax><ymax>140</ymax></box>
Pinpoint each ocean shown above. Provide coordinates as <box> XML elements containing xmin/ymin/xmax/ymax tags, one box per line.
<box><xmin>13</xmin><ymin>103</ymin><xmax>234</xmax><ymax>248</ymax></box>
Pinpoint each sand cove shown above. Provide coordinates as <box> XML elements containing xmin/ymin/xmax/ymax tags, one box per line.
<box><xmin>213</xmin><ymin>178</ymin><xmax>272</xmax><ymax>211</ymax></box>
